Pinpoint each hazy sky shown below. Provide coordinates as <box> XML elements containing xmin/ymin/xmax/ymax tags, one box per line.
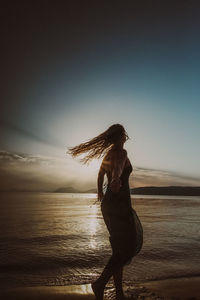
<box><xmin>1</xmin><ymin>1</ymin><xmax>200</xmax><ymax>190</ymax></box>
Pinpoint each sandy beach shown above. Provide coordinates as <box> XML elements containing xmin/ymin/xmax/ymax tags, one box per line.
<box><xmin>1</xmin><ymin>276</ymin><xmax>200</xmax><ymax>300</ymax></box>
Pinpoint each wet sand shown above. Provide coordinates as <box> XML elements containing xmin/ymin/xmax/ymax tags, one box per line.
<box><xmin>142</xmin><ymin>276</ymin><xmax>200</xmax><ymax>299</ymax></box>
<box><xmin>0</xmin><ymin>284</ymin><xmax>94</xmax><ymax>300</ymax></box>
<box><xmin>1</xmin><ymin>276</ymin><xmax>200</xmax><ymax>300</ymax></box>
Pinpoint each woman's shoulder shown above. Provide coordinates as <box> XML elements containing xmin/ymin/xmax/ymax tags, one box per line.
<box><xmin>108</xmin><ymin>148</ymin><xmax>127</xmax><ymax>155</ymax></box>
<box><xmin>101</xmin><ymin>148</ymin><xmax>128</xmax><ymax>172</ymax></box>
<box><xmin>103</xmin><ymin>148</ymin><xmax>127</xmax><ymax>164</ymax></box>
<box><xmin>109</xmin><ymin>148</ymin><xmax>127</xmax><ymax>159</ymax></box>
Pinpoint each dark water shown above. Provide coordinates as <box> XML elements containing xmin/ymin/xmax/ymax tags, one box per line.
<box><xmin>0</xmin><ymin>192</ymin><xmax>200</xmax><ymax>288</ymax></box>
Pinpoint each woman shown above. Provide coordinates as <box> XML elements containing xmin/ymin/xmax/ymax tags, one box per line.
<box><xmin>67</xmin><ymin>124</ymin><xmax>143</xmax><ymax>300</ymax></box>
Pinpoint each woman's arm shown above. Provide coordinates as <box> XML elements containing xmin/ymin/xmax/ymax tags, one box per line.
<box><xmin>97</xmin><ymin>163</ymin><xmax>105</xmax><ymax>201</ymax></box>
<box><xmin>110</xmin><ymin>149</ymin><xmax>127</xmax><ymax>193</ymax></box>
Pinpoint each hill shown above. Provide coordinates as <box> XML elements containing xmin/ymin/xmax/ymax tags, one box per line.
<box><xmin>55</xmin><ymin>186</ymin><xmax>200</xmax><ymax>196</ymax></box>
<box><xmin>131</xmin><ymin>186</ymin><xmax>200</xmax><ymax>196</ymax></box>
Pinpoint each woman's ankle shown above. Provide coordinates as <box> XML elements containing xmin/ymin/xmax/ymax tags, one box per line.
<box><xmin>93</xmin><ymin>278</ymin><xmax>106</xmax><ymax>288</ymax></box>
<box><xmin>91</xmin><ymin>281</ymin><xmax>105</xmax><ymax>300</ymax></box>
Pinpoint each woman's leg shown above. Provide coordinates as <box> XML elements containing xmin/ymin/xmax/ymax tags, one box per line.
<box><xmin>92</xmin><ymin>252</ymin><xmax>128</xmax><ymax>299</ymax></box>
<box><xmin>113</xmin><ymin>267</ymin><xmax>125</xmax><ymax>299</ymax></box>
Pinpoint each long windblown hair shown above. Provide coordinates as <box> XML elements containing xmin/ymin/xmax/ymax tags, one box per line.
<box><xmin>67</xmin><ymin>124</ymin><xmax>130</xmax><ymax>164</ymax></box>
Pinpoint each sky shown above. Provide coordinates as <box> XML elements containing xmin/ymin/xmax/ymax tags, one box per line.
<box><xmin>1</xmin><ymin>1</ymin><xmax>200</xmax><ymax>191</ymax></box>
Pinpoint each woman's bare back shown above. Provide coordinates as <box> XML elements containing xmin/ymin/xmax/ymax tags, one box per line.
<box><xmin>101</xmin><ymin>148</ymin><xmax>131</xmax><ymax>173</ymax></box>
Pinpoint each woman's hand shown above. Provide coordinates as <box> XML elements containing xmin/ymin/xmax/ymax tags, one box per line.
<box><xmin>110</xmin><ymin>177</ymin><xmax>121</xmax><ymax>193</ymax></box>
<box><xmin>98</xmin><ymin>191</ymin><xmax>104</xmax><ymax>202</ymax></box>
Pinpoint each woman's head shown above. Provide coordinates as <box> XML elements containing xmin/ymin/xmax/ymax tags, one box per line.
<box><xmin>105</xmin><ymin>124</ymin><xmax>129</xmax><ymax>145</ymax></box>
<box><xmin>67</xmin><ymin>123</ymin><xmax>129</xmax><ymax>164</ymax></box>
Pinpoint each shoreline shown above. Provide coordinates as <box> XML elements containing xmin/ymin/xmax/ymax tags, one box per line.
<box><xmin>1</xmin><ymin>275</ymin><xmax>200</xmax><ymax>300</ymax></box>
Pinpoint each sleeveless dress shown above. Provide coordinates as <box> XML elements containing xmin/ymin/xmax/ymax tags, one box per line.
<box><xmin>101</xmin><ymin>162</ymin><xmax>143</xmax><ymax>265</ymax></box>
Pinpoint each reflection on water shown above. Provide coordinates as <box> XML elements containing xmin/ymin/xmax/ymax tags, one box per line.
<box><xmin>0</xmin><ymin>192</ymin><xmax>200</xmax><ymax>288</ymax></box>
<box><xmin>88</xmin><ymin>204</ymin><xmax>98</xmax><ymax>249</ymax></box>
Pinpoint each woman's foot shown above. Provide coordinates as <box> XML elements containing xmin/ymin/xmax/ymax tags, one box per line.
<box><xmin>91</xmin><ymin>280</ymin><xmax>105</xmax><ymax>300</ymax></box>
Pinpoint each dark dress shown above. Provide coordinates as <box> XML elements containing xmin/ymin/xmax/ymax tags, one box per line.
<box><xmin>101</xmin><ymin>162</ymin><xmax>143</xmax><ymax>267</ymax></box>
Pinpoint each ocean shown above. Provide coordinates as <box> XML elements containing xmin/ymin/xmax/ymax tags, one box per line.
<box><xmin>0</xmin><ymin>192</ymin><xmax>200</xmax><ymax>289</ymax></box>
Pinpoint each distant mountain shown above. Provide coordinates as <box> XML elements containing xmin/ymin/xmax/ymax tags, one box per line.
<box><xmin>55</xmin><ymin>186</ymin><xmax>82</xmax><ymax>193</ymax></box>
<box><xmin>84</xmin><ymin>188</ymin><xmax>97</xmax><ymax>193</ymax></box>
<box><xmin>55</xmin><ymin>186</ymin><xmax>200</xmax><ymax>196</ymax></box>
<box><xmin>55</xmin><ymin>186</ymin><xmax>97</xmax><ymax>193</ymax></box>
<box><xmin>131</xmin><ymin>186</ymin><xmax>200</xmax><ymax>196</ymax></box>
<box><xmin>1</xmin><ymin>185</ymin><xmax>199</xmax><ymax>195</ymax></box>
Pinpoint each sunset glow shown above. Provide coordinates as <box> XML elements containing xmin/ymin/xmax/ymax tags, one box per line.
<box><xmin>1</xmin><ymin>1</ymin><xmax>200</xmax><ymax>191</ymax></box>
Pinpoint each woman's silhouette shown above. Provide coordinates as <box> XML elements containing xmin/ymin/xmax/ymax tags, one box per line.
<box><xmin>67</xmin><ymin>124</ymin><xmax>143</xmax><ymax>300</ymax></box>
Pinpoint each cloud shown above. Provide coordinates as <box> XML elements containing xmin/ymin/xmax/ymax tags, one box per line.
<box><xmin>0</xmin><ymin>150</ymin><xmax>199</xmax><ymax>192</ymax></box>
<box><xmin>0</xmin><ymin>150</ymin><xmax>57</xmax><ymax>165</ymax></box>
<box><xmin>0</xmin><ymin>151</ymin><xmax>24</xmax><ymax>161</ymax></box>
<box><xmin>130</xmin><ymin>166</ymin><xmax>200</xmax><ymax>187</ymax></box>
<box><xmin>0</xmin><ymin>150</ymin><xmax>81</xmax><ymax>192</ymax></box>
